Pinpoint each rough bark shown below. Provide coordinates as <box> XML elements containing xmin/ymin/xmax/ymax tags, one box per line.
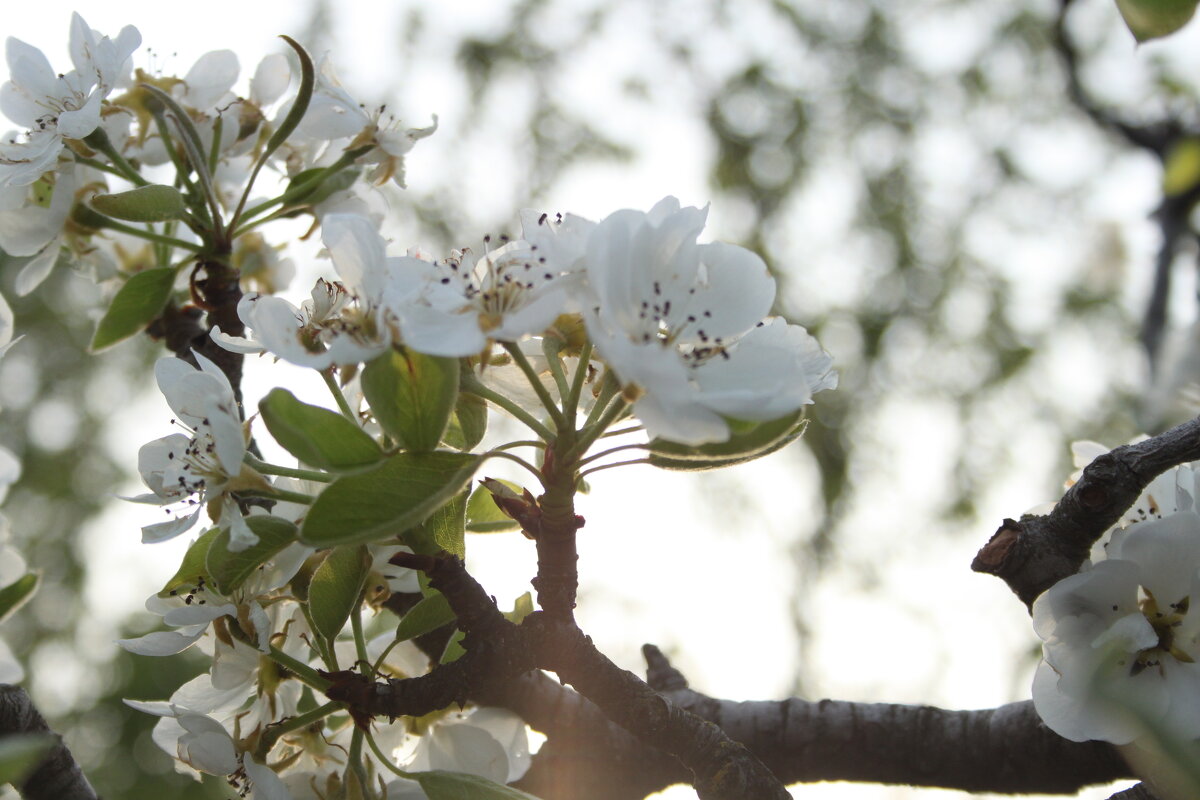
<box><xmin>0</xmin><ymin>685</ymin><xmax>96</xmax><ymax>800</ymax></box>
<box><xmin>973</xmin><ymin>414</ymin><xmax>1200</xmax><ymax>606</ymax></box>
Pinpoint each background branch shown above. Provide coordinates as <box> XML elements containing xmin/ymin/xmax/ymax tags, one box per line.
<box><xmin>973</xmin><ymin>414</ymin><xmax>1200</xmax><ymax>606</ymax></box>
<box><xmin>0</xmin><ymin>685</ymin><xmax>96</xmax><ymax>800</ymax></box>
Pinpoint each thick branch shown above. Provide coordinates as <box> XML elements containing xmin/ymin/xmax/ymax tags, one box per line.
<box><xmin>973</xmin><ymin>414</ymin><xmax>1200</xmax><ymax>606</ymax></box>
<box><xmin>358</xmin><ymin>554</ymin><xmax>789</xmax><ymax>800</ymax></box>
<box><xmin>0</xmin><ymin>685</ymin><xmax>97</xmax><ymax>800</ymax></box>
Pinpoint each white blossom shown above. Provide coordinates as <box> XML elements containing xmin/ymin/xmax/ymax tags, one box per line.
<box><xmin>0</xmin><ymin>13</ymin><xmax>140</xmax><ymax>186</ymax></box>
<box><xmin>1032</xmin><ymin>450</ymin><xmax>1200</xmax><ymax>744</ymax></box>
<box><xmin>582</xmin><ymin>197</ymin><xmax>835</xmax><ymax>444</ymax></box>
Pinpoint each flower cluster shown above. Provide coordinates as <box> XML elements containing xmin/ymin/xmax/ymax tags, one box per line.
<box><xmin>0</xmin><ymin>12</ymin><xmax>837</xmax><ymax>799</ymax></box>
<box><xmin>1032</xmin><ymin>442</ymin><xmax>1200</xmax><ymax>744</ymax></box>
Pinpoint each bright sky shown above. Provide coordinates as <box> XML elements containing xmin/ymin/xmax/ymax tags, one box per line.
<box><xmin>2</xmin><ymin>3</ymin><xmax>1178</xmax><ymax>799</ymax></box>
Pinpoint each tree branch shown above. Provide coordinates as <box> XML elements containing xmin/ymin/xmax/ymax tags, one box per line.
<box><xmin>0</xmin><ymin>685</ymin><xmax>97</xmax><ymax>800</ymax></box>
<box><xmin>973</xmin><ymin>414</ymin><xmax>1200</xmax><ymax>607</ymax></box>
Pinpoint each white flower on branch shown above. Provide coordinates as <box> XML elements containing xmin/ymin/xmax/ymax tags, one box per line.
<box><xmin>1033</xmin><ymin>455</ymin><xmax>1200</xmax><ymax>744</ymax></box>
<box><xmin>582</xmin><ymin>196</ymin><xmax>836</xmax><ymax>445</ymax></box>
<box><xmin>0</xmin><ymin>12</ymin><xmax>140</xmax><ymax>186</ymax></box>
<box><xmin>129</xmin><ymin>353</ymin><xmax>261</xmax><ymax>547</ymax></box>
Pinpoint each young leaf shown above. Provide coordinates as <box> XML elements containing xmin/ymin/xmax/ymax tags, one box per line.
<box><xmin>647</xmin><ymin>411</ymin><xmax>807</xmax><ymax>471</ymax></box>
<box><xmin>440</xmin><ymin>629</ymin><xmax>467</xmax><ymax>664</ymax></box>
<box><xmin>158</xmin><ymin>528</ymin><xmax>220</xmax><ymax>596</ymax></box>
<box><xmin>0</xmin><ymin>734</ymin><xmax>54</xmax><ymax>785</ymax></box>
<box><xmin>361</xmin><ymin>349</ymin><xmax>460</xmax><ymax>452</ymax></box>
<box><xmin>504</xmin><ymin>592</ymin><xmax>534</xmax><ymax>625</ymax></box>
<box><xmin>1115</xmin><ymin>0</ymin><xmax>1199</xmax><ymax>41</ymax></box>
<box><xmin>465</xmin><ymin>481</ymin><xmax>522</xmax><ymax>534</ymax></box>
<box><xmin>90</xmin><ymin>184</ymin><xmax>186</xmax><ymax>222</ymax></box>
<box><xmin>259</xmin><ymin>388</ymin><xmax>383</xmax><ymax>472</ymax></box>
<box><xmin>89</xmin><ymin>268</ymin><xmax>176</xmax><ymax>352</ymax></box>
<box><xmin>0</xmin><ymin>573</ymin><xmax>38</xmax><ymax>624</ymax></box>
<box><xmin>406</xmin><ymin>490</ymin><xmax>468</xmax><ymax>557</ymax></box>
<box><xmin>307</xmin><ymin>544</ymin><xmax>370</xmax><ymax>646</ymax></box>
<box><xmin>395</xmin><ymin>591</ymin><xmax>456</xmax><ymax>642</ymax></box>
<box><xmin>206</xmin><ymin>516</ymin><xmax>299</xmax><ymax>595</ymax></box>
<box><xmin>443</xmin><ymin>392</ymin><xmax>488</xmax><ymax>451</ymax></box>
<box><xmin>417</xmin><ymin>770</ymin><xmax>542</xmax><ymax>800</ymax></box>
<box><xmin>300</xmin><ymin>452</ymin><xmax>482</xmax><ymax>547</ymax></box>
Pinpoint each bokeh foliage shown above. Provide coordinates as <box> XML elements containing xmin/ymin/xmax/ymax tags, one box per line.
<box><xmin>2</xmin><ymin>0</ymin><xmax>1197</xmax><ymax>796</ymax></box>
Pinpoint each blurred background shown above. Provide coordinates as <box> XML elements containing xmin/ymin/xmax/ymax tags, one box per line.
<box><xmin>3</xmin><ymin>0</ymin><xmax>1200</xmax><ymax>797</ymax></box>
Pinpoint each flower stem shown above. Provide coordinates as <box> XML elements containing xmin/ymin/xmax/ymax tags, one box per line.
<box><xmin>565</xmin><ymin>394</ymin><xmax>630</xmax><ymax>464</ymax></box>
<box><xmin>100</xmin><ymin>219</ymin><xmax>201</xmax><ymax>252</ymax></box>
<box><xmin>576</xmin><ymin>442</ymin><xmax>649</xmax><ymax>468</ymax></box>
<box><xmin>322</xmin><ymin>370</ymin><xmax>358</xmax><ymax>422</ymax></box>
<box><xmin>542</xmin><ymin>337</ymin><xmax>572</xmax><ymax>408</ymax></box>
<box><xmin>365</xmin><ymin>730</ymin><xmax>413</xmax><ymax>778</ymax></box>
<box><xmin>82</xmin><ymin>128</ymin><xmax>150</xmax><ymax>186</ymax></box>
<box><xmin>347</xmin><ymin>727</ymin><xmax>371</xmax><ymax>794</ymax></box>
<box><xmin>257</xmin><ymin>700</ymin><xmax>340</xmax><ymax>756</ymax></box>
<box><xmin>562</xmin><ymin>340</ymin><xmax>594</xmax><ymax>428</ymax></box>
<box><xmin>461</xmin><ymin>373</ymin><xmax>554</xmax><ymax>442</ymax></box>
<box><xmin>483</xmin><ymin>449</ymin><xmax>547</xmax><ymax>483</ymax></box>
<box><xmin>239</xmin><ymin>487</ymin><xmax>315</xmax><ymax>505</ymax></box>
<box><xmin>269</xmin><ymin>645</ymin><xmax>332</xmax><ymax>692</ymax></box>
<box><xmin>243</xmin><ymin>454</ymin><xmax>332</xmax><ymax>483</ymax></box>
<box><xmin>503</xmin><ymin>341</ymin><xmax>566</xmax><ymax>431</ymax></box>
<box><xmin>351</xmin><ymin>602</ymin><xmax>371</xmax><ymax>675</ymax></box>
<box><xmin>579</xmin><ymin>457</ymin><xmax>652</xmax><ymax>478</ymax></box>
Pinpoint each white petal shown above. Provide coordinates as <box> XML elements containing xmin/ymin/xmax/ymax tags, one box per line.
<box><xmin>117</xmin><ymin>626</ymin><xmax>207</xmax><ymax>656</ymax></box>
<box><xmin>244</xmin><ymin>756</ymin><xmax>292</xmax><ymax>799</ymax></box>
<box><xmin>14</xmin><ymin>242</ymin><xmax>61</xmax><ymax>296</ymax></box>
<box><xmin>323</xmin><ymin>213</ymin><xmax>386</xmax><ymax>297</ymax></box>
<box><xmin>183</xmin><ymin>50</ymin><xmax>239</xmax><ymax>109</ymax></box>
<box><xmin>162</xmin><ymin>603</ymin><xmax>237</xmax><ymax>627</ymax></box>
<box><xmin>428</xmin><ymin>722</ymin><xmax>509</xmax><ymax>784</ymax></box>
<box><xmin>250</xmin><ymin>53</ymin><xmax>290</xmax><ymax>105</ymax></box>
<box><xmin>178</xmin><ymin>714</ymin><xmax>238</xmax><ymax>774</ymax></box>
<box><xmin>142</xmin><ymin>509</ymin><xmax>202</xmax><ymax>543</ymax></box>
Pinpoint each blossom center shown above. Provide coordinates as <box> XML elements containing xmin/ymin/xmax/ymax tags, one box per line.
<box><xmin>1129</xmin><ymin>588</ymin><xmax>1193</xmax><ymax>675</ymax></box>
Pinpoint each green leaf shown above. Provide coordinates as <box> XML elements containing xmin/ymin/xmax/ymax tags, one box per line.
<box><xmin>259</xmin><ymin>388</ymin><xmax>383</xmax><ymax>472</ymax></box>
<box><xmin>307</xmin><ymin>544</ymin><xmax>370</xmax><ymax>646</ymax></box>
<box><xmin>440</xmin><ymin>629</ymin><xmax>467</xmax><ymax>664</ymax></box>
<box><xmin>1116</xmin><ymin>0</ymin><xmax>1199</xmax><ymax>41</ymax></box>
<box><xmin>89</xmin><ymin>268</ymin><xmax>175</xmax><ymax>351</ymax></box>
<box><xmin>0</xmin><ymin>734</ymin><xmax>54</xmax><ymax>785</ymax></box>
<box><xmin>90</xmin><ymin>184</ymin><xmax>186</xmax><ymax>222</ymax></box>
<box><xmin>0</xmin><ymin>573</ymin><xmax>38</xmax><ymax>624</ymax></box>
<box><xmin>443</xmin><ymin>392</ymin><xmax>488</xmax><ymax>451</ymax></box>
<box><xmin>300</xmin><ymin>452</ymin><xmax>482</xmax><ymax>547</ymax></box>
<box><xmin>465</xmin><ymin>482</ymin><xmax>522</xmax><ymax>534</ymax></box>
<box><xmin>503</xmin><ymin>592</ymin><xmax>534</xmax><ymax>625</ymax></box>
<box><xmin>395</xmin><ymin>591</ymin><xmax>456</xmax><ymax>642</ymax></box>
<box><xmin>417</xmin><ymin>770</ymin><xmax>542</xmax><ymax>800</ymax></box>
<box><xmin>648</xmin><ymin>411</ymin><xmax>808</xmax><ymax>471</ymax></box>
<box><xmin>205</xmin><ymin>516</ymin><xmax>299</xmax><ymax>595</ymax></box>
<box><xmin>407</xmin><ymin>490</ymin><xmax>468</xmax><ymax>557</ymax></box>
<box><xmin>362</xmin><ymin>349</ymin><xmax>460</xmax><ymax>452</ymax></box>
<box><xmin>264</xmin><ymin>37</ymin><xmax>315</xmax><ymax>159</ymax></box>
<box><xmin>158</xmin><ymin>528</ymin><xmax>220</xmax><ymax>597</ymax></box>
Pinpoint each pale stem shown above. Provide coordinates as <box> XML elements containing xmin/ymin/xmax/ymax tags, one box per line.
<box><xmin>347</xmin><ymin>727</ymin><xmax>371</xmax><ymax>793</ymax></box>
<box><xmin>257</xmin><ymin>700</ymin><xmax>340</xmax><ymax>755</ymax></box>
<box><xmin>566</xmin><ymin>395</ymin><xmax>631</xmax><ymax>464</ymax></box>
<box><xmin>268</xmin><ymin>645</ymin><xmax>332</xmax><ymax>692</ymax></box>
<box><xmin>243</xmin><ymin>454</ymin><xmax>332</xmax><ymax>483</ymax></box>
<box><xmin>579</xmin><ymin>457</ymin><xmax>651</xmax><ymax>478</ymax></box>
<box><xmin>365</xmin><ymin>730</ymin><xmax>413</xmax><ymax>779</ymax></box>
<box><xmin>351</xmin><ymin>601</ymin><xmax>371</xmax><ymax>676</ymax></box>
<box><xmin>461</xmin><ymin>373</ymin><xmax>555</xmax><ymax>442</ymax></box>
<box><xmin>239</xmin><ymin>487</ymin><xmax>314</xmax><ymax>505</ymax></box>
<box><xmin>576</xmin><ymin>441</ymin><xmax>650</xmax><ymax>468</ymax></box>
<box><xmin>322</xmin><ymin>370</ymin><xmax>358</xmax><ymax>421</ymax></box>
<box><xmin>101</xmin><ymin>220</ymin><xmax>201</xmax><ymax>252</ymax></box>
<box><xmin>541</xmin><ymin>337</ymin><xmax>572</xmax><ymax>409</ymax></box>
<box><xmin>502</xmin><ymin>341</ymin><xmax>566</xmax><ymax>431</ymax></box>
<box><xmin>483</xmin><ymin>449</ymin><xmax>547</xmax><ymax>483</ymax></box>
<box><xmin>562</xmin><ymin>340</ymin><xmax>594</xmax><ymax>427</ymax></box>
<box><xmin>82</xmin><ymin>128</ymin><xmax>150</xmax><ymax>186</ymax></box>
